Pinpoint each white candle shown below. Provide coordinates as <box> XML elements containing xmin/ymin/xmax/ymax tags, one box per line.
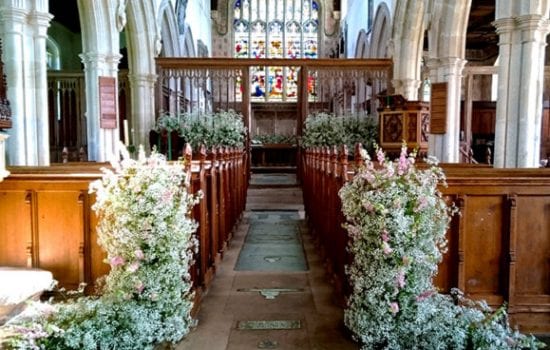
<box><xmin>123</xmin><ymin>119</ymin><xmax>129</xmax><ymax>146</ymax></box>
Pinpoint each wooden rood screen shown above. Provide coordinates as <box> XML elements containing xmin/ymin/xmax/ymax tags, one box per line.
<box><xmin>155</xmin><ymin>58</ymin><xmax>393</xmax><ymax>134</ymax></box>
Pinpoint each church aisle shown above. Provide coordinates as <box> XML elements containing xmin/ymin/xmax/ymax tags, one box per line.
<box><xmin>176</xmin><ymin>174</ymin><xmax>358</xmax><ymax>350</ymax></box>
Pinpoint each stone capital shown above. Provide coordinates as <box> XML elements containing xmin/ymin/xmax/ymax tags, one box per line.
<box><xmin>0</xmin><ymin>7</ymin><xmax>27</xmax><ymax>25</ymax></box>
<box><xmin>28</xmin><ymin>11</ymin><xmax>53</xmax><ymax>38</ymax></box>
<box><xmin>128</xmin><ymin>73</ymin><xmax>158</xmax><ymax>86</ymax></box>
<box><xmin>492</xmin><ymin>17</ymin><xmax>516</xmax><ymax>35</ymax></box>
<box><xmin>427</xmin><ymin>57</ymin><xmax>466</xmax><ymax>78</ymax></box>
<box><xmin>516</xmin><ymin>15</ymin><xmax>550</xmax><ymax>43</ymax></box>
<box><xmin>105</xmin><ymin>54</ymin><xmax>123</xmax><ymax>66</ymax></box>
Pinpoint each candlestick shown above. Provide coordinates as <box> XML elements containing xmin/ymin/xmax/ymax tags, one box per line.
<box><xmin>123</xmin><ymin>119</ymin><xmax>129</xmax><ymax>146</ymax></box>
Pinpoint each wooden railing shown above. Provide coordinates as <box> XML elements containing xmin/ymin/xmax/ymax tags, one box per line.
<box><xmin>302</xmin><ymin>145</ymin><xmax>550</xmax><ymax>333</ymax></box>
<box><xmin>0</xmin><ymin>146</ymin><xmax>247</xmax><ymax>310</ymax></box>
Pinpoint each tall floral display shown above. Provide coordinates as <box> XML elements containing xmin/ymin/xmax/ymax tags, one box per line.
<box><xmin>339</xmin><ymin>146</ymin><xmax>544</xmax><ymax>349</ymax></box>
<box><xmin>2</xmin><ymin>146</ymin><xmax>199</xmax><ymax>349</ymax></box>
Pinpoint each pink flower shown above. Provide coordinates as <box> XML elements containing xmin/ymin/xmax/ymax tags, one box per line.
<box><xmin>363</xmin><ymin>201</ymin><xmax>375</xmax><ymax>212</ymax></box>
<box><xmin>386</xmin><ymin>165</ymin><xmax>394</xmax><ymax>177</ymax></box>
<box><xmin>127</xmin><ymin>261</ymin><xmax>140</xmax><ymax>273</ymax></box>
<box><xmin>381</xmin><ymin>229</ymin><xmax>389</xmax><ymax>242</ymax></box>
<box><xmin>389</xmin><ymin>302</ymin><xmax>399</xmax><ymax>315</ymax></box>
<box><xmin>150</xmin><ymin>292</ymin><xmax>158</xmax><ymax>301</ymax></box>
<box><xmin>416</xmin><ymin>290</ymin><xmax>435</xmax><ymax>302</ymax></box>
<box><xmin>348</xmin><ymin>225</ymin><xmax>361</xmax><ymax>239</ymax></box>
<box><xmin>402</xmin><ymin>256</ymin><xmax>411</xmax><ymax>266</ymax></box>
<box><xmin>134</xmin><ymin>249</ymin><xmax>145</xmax><ymax>260</ymax></box>
<box><xmin>376</xmin><ymin>148</ymin><xmax>385</xmax><ymax>164</ymax></box>
<box><xmin>109</xmin><ymin>256</ymin><xmax>125</xmax><ymax>267</ymax></box>
<box><xmin>395</xmin><ymin>270</ymin><xmax>406</xmax><ymax>289</ymax></box>
<box><xmin>135</xmin><ymin>281</ymin><xmax>144</xmax><ymax>293</ymax></box>
<box><xmin>398</xmin><ymin>151</ymin><xmax>409</xmax><ymax>175</ymax></box>
<box><xmin>382</xmin><ymin>241</ymin><xmax>393</xmax><ymax>255</ymax></box>
<box><xmin>415</xmin><ymin>196</ymin><xmax>429</xmax><ymax>212</ymax></box>
<box><xmin>161</xmin><ymin>190</ymin><xmax>173</xmax><ymax>203</ymax></box>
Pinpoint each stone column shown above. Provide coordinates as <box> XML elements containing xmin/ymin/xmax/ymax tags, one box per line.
<box><xmin>427</xmin><ymin>57</ymin><xmax>466</xmax><ymax>163</ymax></box>
<box><xmin>1</xmin><ymin>6</ymin><xmax>28</xmax><ymax>165</ymax></box>
<box><xmin>30</xmin><ymin>9</ymin><xmax>53</xmax><ymax>165</ymax></box>
<box><xmin>0</xmin><ymin>133</ymin><xmax>9</xmax><ymax>181</ymax></box>
<box><xmin>80</xmin><ymin>52</ymin><xmax>122</xmax><ymax>162</ymax></box>
<box><xmin>128</xmin><ymin>73</ymin><xmax>157</xmax><ymax>151</ymax></box>
<box><xmin>0</xmin><ymin>4</ymin><xmax>52</xmax><ymax>165</ymax></box>
<box><xmin>494</xmin><ymin>15</ymin><xmax>550</xmax><ymax>167</ymax></box>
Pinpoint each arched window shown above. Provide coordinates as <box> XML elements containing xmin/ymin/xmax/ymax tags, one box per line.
<box><xmin>233</xmin><ymin>0</ymin><xmax>320</xmax><ymax>101</ymax></box>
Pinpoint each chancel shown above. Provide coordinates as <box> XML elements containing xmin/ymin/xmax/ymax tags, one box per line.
<box><xmin>0</xmin><ymin>0</ymin><xmax>549</xmax><ymax>349</ymax></box>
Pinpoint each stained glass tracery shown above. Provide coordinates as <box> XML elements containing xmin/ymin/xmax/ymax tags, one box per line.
<box><xmin>233</xmin><ymin>0</ymin><xmax>320</xmax><ymax>101</ymax></box>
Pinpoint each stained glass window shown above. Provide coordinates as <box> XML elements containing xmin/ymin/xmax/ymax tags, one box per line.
<box><xmin>233</xmin><ymin>0</ymin><xmax>320</xmax><ymax>101</ymax></box>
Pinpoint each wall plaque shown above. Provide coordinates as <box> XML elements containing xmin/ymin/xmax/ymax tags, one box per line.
<box><xmin>430</xmin><ymin>82</ymin><xmax>447</xmax><ymax>134</ymax></box>
<box><xmin>99</xmin><ymin>76</ymin><xmax>117</xmax><ymax>129</ymax></box>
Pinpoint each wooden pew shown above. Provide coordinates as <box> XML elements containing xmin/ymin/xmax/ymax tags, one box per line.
<box><xmin>0</xmin><ymin>147</ymin><xmax>248</xmax><ymax>310</ymax></box>
<box><xmin>301</xmin><ymin>145</ymin><xmax>550</xmax><ymax>333</ymax></box>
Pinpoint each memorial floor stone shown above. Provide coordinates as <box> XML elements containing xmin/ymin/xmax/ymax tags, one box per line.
<box><xmin>235</xmin><ymin>212</ymin><xmax>307</xmax><ymax>271</ymax></box>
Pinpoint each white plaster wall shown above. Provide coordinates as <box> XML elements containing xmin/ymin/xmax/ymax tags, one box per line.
<box><xmin>344</xmin><ymin>0</ymin><xmax>393</xmax><ymax>58</ymax></box>
<box><xmin>185</xmin><ymin>0</ymin><xmax>212</xmax><ymax>56</ymax></box>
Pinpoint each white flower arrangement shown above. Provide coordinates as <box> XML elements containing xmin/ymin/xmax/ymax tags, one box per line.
<box><xmin>154</xmin><ymin>109</ymin><xmax>247</xmax><ymax>151</ymax></box>
<box><xmin>301</xmin><ymin>112</ymin><xmax>378</xmax><ymax>152</ymax></box>
<box><xmin>2</xmin><ymin>145</ymin><xmax>200</xmax><ymax>349</ymax></box>
<box><xmin>339</xmin><ymin>145</ymin><xmax>545</xmax><ymax>349</ymax></box>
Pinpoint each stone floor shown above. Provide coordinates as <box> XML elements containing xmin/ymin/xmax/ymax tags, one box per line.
<box><xmin>176</xmin><ymin>174</ymin><xmax>357</xmax><ymax>350</ymax></box>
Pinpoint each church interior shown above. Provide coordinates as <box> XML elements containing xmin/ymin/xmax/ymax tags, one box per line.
<box><xmin>0</xmin><ymin>0</ymin><xmax>550</xmax><ymax>348</ymax></box>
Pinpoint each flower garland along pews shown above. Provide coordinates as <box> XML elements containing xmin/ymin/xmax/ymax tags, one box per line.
<box><xmin>339</xmin><ymin>145</ymin><xmax>545</xmax><ymax>350</ymax></box>
<box><xmin>1</xmin><ymin>145</ymin><xmax>200</xmax><ymax>349</ymax></box>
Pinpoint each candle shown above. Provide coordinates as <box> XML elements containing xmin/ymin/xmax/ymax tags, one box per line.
<box><xmin>123</xmin><ymin>119</ymin><xmax>129</xmax><ymax>146</ymax></box>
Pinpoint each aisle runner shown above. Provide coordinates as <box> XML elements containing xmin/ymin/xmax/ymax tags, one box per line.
<box><xmin>235</xmin><ymin>211</ymin><xmax>308</xmax><ymax>271</ymax></box>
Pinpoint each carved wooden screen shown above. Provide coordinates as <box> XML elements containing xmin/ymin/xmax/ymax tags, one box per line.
<box><xmin>47</xmin><ymin>73</ymin><xmax>85</xmax><ymax>162</ymax></box>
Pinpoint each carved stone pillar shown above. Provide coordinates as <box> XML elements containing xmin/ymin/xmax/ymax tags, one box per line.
<box><xmin>427</xmin><ymin>57</ymin><xmax>466</xmax><ymax>163</ymax></box>
<box><xmin>494</xmin><ymin>15</ymin><xmax>550</xmax><ymax>167</ymax></box>
<box><xmin>0</xmin><ymin>133</ymin><xmax>9</xmax><ymax>181</ymax></box>
<box><xmin>0</xmin><ymin>3</ymin><xmax>52</xmax><ymax>165</ymax></box>
<box><xmin>30</xmin><ymin>10</ymin><xmax>53</xmax><ymax>165</ymax></box>
<box><xmin>128</xmin><ymin>73</ymin><xmax>157</xmax><ymax>151</ymax></box>
<box><xmin>80</xmin><ymin>52</ymin><xmax>122</xmax><ymax>162</ymax></box>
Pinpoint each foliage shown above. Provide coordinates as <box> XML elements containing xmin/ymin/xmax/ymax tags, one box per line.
<box><xmin>251</xmin><ymin>133</ymin><xmax>297</xmax><ymax>145</ymax></box>
<box><xmin>2</xmin><ymin>145</ymin><xmax>200</xmax><ymax>349</ymax></box>
<box><xmin>301</xmin><ymin>112</ymin><xmax>378</xmax><ymax>152</ymax></box>
<box><xmin>339</xmin><ymin>145</ymin><xmax>545</xmax><ymax>350</ymax></box>
<box><xmin>154</xmin><ymin>109</ymin><xmax>246</xmax><ymax>150</ymax></box>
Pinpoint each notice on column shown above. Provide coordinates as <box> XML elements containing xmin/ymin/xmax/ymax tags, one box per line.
<box><xmin>99</xmin><ymin>76</ymin><xmax>117</xmax><ymax>129</ymax></box>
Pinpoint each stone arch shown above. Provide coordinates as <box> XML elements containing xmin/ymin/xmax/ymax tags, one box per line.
<box><xmin>125</xmin><ymin>0</ymin><xmax>160</xmax><ymax>150</ymax></box>
<box><xmin>158</xmin><ymin>0</ymin><xmax>181</xmax><ymax>57</ymax></box>
<box><xmin>354</xmin><ymin>29</ymin><xmax>368</xmax><ymax>58</ymax></box>
<box><xmin>424</xmin><ymin>1</ymin><xmax>471</xmax><ymax>163</ymax></box>
<box><xmin>428</xmin><ymin>0</ymin><xmax>470</xmax><ymax>60</ymax></box>
<box><xmin>369</xmin><ymin>2</ymin><xmax>391</xmax><ymax>58</ymax></box>
<box><xmin>126</xmin><ymin>0</ymin><xmax>157</xmax><ymax>75</ymax></box>
<box><xmin>183</xmin><ymin>26</ymin><xmax>196</xmax><ymax>57</ymax></box>
<box><xmin>77</xmin><ymin>0</ymin><xmax>122</xmax><ymax>161</ymax></box>
<box><xmin>391</xmin><ymin>0</ymin><xmax>426</xmax><ymax>100</ymax></box>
